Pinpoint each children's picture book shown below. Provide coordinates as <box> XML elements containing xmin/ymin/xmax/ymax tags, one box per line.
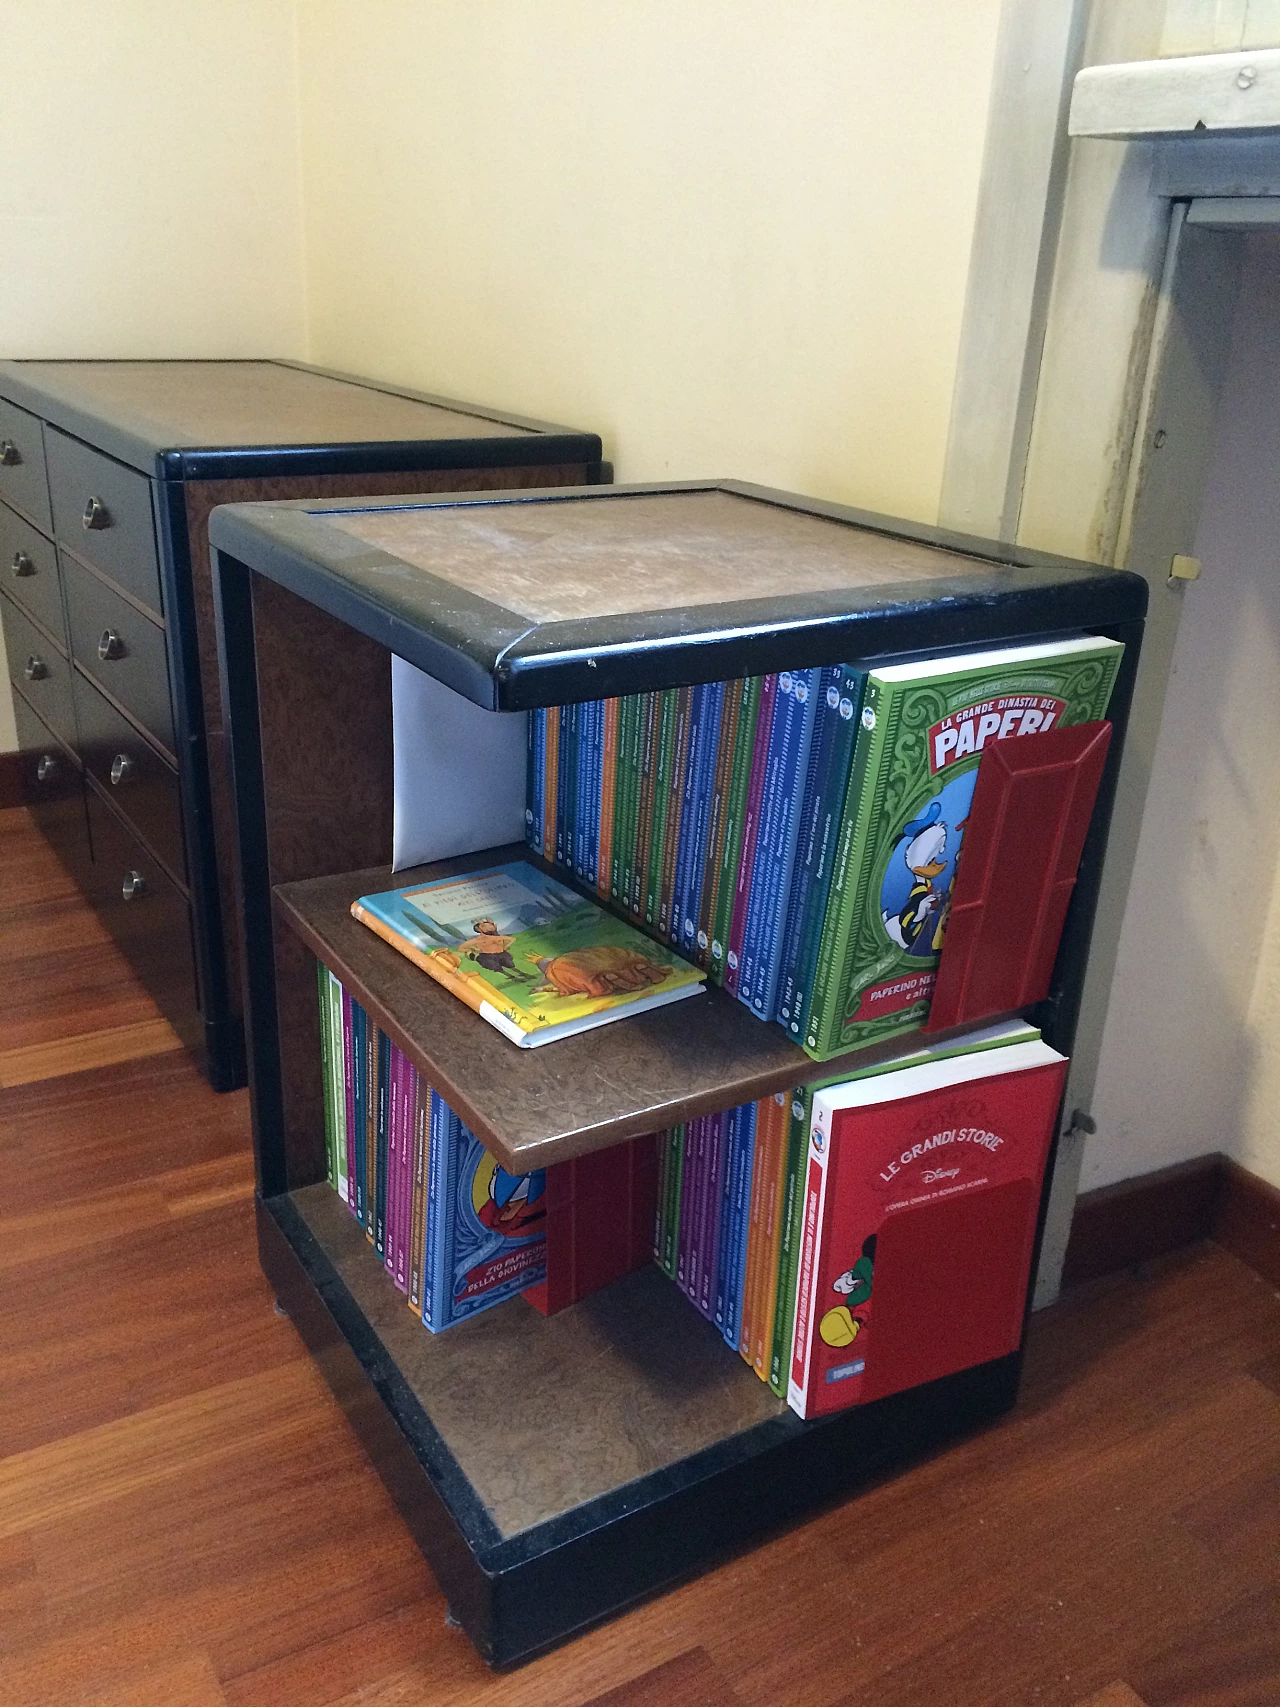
<box><xmin>787</xmin><ymin>1030</ymin><xmax>1068</xmax><ymax>1420</ymax></box>
<box><xmin>352</xmin><ymin>860</ymin><xmax>704</xmax><ymax>1047</ymax></box>
<box><xmin>803</xmin><ymin>634</ymin><xmax>1124</xmax><ymax>1059</ymax></box>
<box><xmin>423</xmin><ymin>1094</ymin><xmax>548</xmax><ymax>1331</ymax></box>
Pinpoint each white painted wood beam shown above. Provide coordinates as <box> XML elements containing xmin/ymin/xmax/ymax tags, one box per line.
<box><xmin>1071</xmin><ymin>46</ymin><xmax>1280</xmax><ymax>139</ymax></box>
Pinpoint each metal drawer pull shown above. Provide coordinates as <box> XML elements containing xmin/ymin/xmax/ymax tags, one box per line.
<box><xmin>82</xmin><ymin>495</ymin><xmax>112</xmax><ymax>531</ymax></box>
<box><xmin>121</xmin><ymin>870</ymin><xmax>147</xmax><ymax>902</ymax></box>
<box><xmin>23</xmin><ymin>654</ymin><xmax>48</xmax><ymax>681</ymax></box>
<box><xmin>11</xmin><ymin>550</ymin><xmax>34</xmax><ymax>577</ymax></box>
<box><xmin>36</xmin><ymin>753</ymin><xmax>58</xmax><ymax>782</ymax></box>
<box><xmin>109</xmin><ymin>752</ymin><xmax>136</xmax><ymax>786</ymax></box>
<box><xmin>98</xmin><ymin>628</ymin><xmax>124</xmax><ymax>661</ymax></box>
<box><xmin>0</xmin><ymin>439</ymin><xmax>20</xmax><ymax>467</ymax></box>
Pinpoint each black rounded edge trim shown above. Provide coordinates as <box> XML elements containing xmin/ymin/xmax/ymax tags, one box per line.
<box><xmin>207</xmin><ymin>507</ymin><xmax>523</xmax><ymax>710</ymax></box>
<box><xmin>160</xmin><ymin>433</ymin><xmax>604</xmax><ymax>483</ymax></box>
<box><xmin>492</xmin><ymin>573</ymin><xmax>1149</xmax><ymax>709</ymax></box>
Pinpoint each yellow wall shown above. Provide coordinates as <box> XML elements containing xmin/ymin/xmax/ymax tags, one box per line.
<box><xmin>295</xmin><ymin>0</ymin><xmax>1002</xmax><ymax>515</ymax></box>
<box><xmin>0</xmin><ymin>0</ymin><xmax>307</xmax><ymax>750</ymax></box>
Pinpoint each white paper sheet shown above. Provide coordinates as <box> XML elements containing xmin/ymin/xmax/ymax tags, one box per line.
<box><xmin>391</xmin><ymin>655</ymin><xmax>528</xmax><ymax>871</ymax></box>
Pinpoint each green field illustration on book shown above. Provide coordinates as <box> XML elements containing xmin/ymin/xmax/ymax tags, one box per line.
<box><xmin>808</xmin><ymin>636</ymin><xmax>1123</xmax><ymax>1058</ymax></box>
<box><xmin>387</xmin><ymin>862</ymin><xmax>703</xmax><ymax>1026</ymax></box>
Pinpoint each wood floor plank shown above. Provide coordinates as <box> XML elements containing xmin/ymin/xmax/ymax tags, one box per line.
<box><xmin>0</xmin><ymin>1016</ymin><xmax>184</xmax><ymax>1086</ymax></box>
<box><xmin>1075</xmin><ymin>1687</ymin><xmax>1152</xmax><ymax>1707</ymax></box>
<box><xmin>1130</xmin><ymin>1587</ymin><xmax>1280</xmax><ymax>1706</ymax></box>
<box><xmin>0</xmin><ymin>1362</ymin><xmax>327</xmax><ymax>1541</ymax></box>
<box><xmin>573</xmin><ymin>1648</ymin><xmax>744</xmax><ymax>1707</ymax></box>
<box><xmin>73</xmin><ymin>1650</ymin><xmax>229</xmax><ymax>1707</ymax></box>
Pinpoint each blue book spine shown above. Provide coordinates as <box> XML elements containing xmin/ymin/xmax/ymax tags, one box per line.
<box><xmin>754</xmin><ymin>668</ymin><xmax>820</xmax><ymax>1020</ymax></box>
<box><xmin>680</xmin><ymin>679</ymin><xmax>725</xmax><ymax>956</ymax></box>
<box><xmin>671</xmin><ymin>684</ymin><xmax>708</xmax><ymax>947</ymax></box>
<box><xmin>374</xmin><ymin>1027</ymin><xmax>390</xmax><ymax>1257</ymax></box>
<box><xmin>424</xmin><ymin>1096</ymin><xmax>454</xmax><ymax>1330</ymax></box>
<box><xmin>351</xmin><ymin>1001</ymin><xmax>367</xmax><ymax>1228</ymax></box>
<box><xmin>525</xmin><ymin>710</ymin><xmax>539</xmax><ymax>850</ymax></box>
<box><xmin>713</xmin><ymin>1105</ymin><xmax>739</xmax><ymax>1330</ymax></box>
<box><xmin>790</xmin><ymin>665</ymin><xmax>867</xmax><ymax>1041</ymax></box>
<box><xmin>698</xmin><ymin>1111</ymin><xmax>728</xmax><ymax>1320</ymax></box>
<box><xmin>775</xmin><ymin>668</ymin><xmax>842</xmax><ymax>1031</ymax></box>
<box><xmin>570</xmin><ymin>699</ymin><xmax>583</xmax><ymax>880</ymax></box>
<box><xmin>533</xmin><ymin>709</ymin><xmax>547</xmax><ymax>853</ymax></box>
<box><xmin>723</xmin><ymin>1100</ymin><xmax>757</xmax><ymax>1348</ymax></box>
<box><xmin>577</xmin><ymin>700</ymin><xmax>591</xmax><ymax>881</ymax></box>
<box><xmin>736</xmin><ymin>675</ymin><xmax>794</xmax><ymax>1009</ymax></box>
<box><xmin>586</xmin><ymin>700</ymin><xmax>602</xmax><ymax>888</ymax></box>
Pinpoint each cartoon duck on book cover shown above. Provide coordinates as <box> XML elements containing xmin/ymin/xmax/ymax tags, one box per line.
<box><xmin>805</xmin><ymin>635</ymin><xmax>1124</xmax><ymax>1059</ymax></box>
<box><xmin>425</xmin><ymin>1109</ymin><xmax>548</xmax><ymax>1330</ymax></box>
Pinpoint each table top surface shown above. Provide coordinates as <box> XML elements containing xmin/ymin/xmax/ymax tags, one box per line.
<box><xmin>0</xmin><ymin>359</ymin><xmax>599</xmax><ymax>478</ymax></box>
<box><xmin>209</xmin><ymin>481</ymin><xmax>1148</xmax><ymax>710</ymax></box>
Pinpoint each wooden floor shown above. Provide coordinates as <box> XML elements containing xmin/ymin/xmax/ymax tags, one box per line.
<box><xmin>2</xmin><ymin>800</ymin><xmax>1277</xmax><ymax>1707</ymax></box>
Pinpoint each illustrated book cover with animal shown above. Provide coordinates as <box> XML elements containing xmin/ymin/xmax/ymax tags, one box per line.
<box><xmin>787</xmin><ymin>1031</ymin><xmax>1067</xmax><ymax>1419</ymax></box>
<box><xmin>351</xmin><ymin>860</ymin><xmax>704</xmax><ymax>1047</ymax></box>
<box><xmin>421</xmin><ymin>1091</ymin><xmax>548</xmax><ymax>1330</ymax></box>
<box><xmin>803</xmin><ymin>634</ymin><xmax>1124</xmax><ymax>1059</ymax></box>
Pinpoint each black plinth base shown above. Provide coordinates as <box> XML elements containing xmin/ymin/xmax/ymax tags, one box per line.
<box><xmin>256</xmin><ymin>1191</ymin><xmax>1022</xmax><ymax>1667</ymax></box>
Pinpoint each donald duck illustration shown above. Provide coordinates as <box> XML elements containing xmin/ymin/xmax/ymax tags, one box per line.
<box><xmin>882</xmin><ymin>801</ymin><xmax>949</xmax><ymax>952</ymax></box>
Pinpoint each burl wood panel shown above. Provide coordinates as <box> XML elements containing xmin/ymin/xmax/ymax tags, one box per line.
<box><xmin>10</xmin><ymin>361</ymin><xmax>541</xmax><ymax>449</ymax></box>
<box><xmin>251</xmin><ymin>576</ymin><xmax>394</xmax><ymax>1192</ymax></box>
<box><xmin>324</xmin><ymin>488</ymin><xmax>995</xmax><ymax>623</ymax></box>
<box><xmin>294</xmin><ymin>1182</ymin><xmax>784</xmax><ymax>1539</ymax></box>
<box><xmin>273</xmin><ymin>847</ymin><xmax>917</xmax><ymax>1174</ymax></box>
<box><xmin>188</xmin><ymin>465</ymin><xmax>588</xmax><ymax>1027</ymax></box>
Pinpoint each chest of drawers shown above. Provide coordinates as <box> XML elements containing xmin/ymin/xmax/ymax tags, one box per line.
<box><xmin>0</xmin><ymin>360</ymin><xmax>604</xmax><ymax>1088</ymax></box>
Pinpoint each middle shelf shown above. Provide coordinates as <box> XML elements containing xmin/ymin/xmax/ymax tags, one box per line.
<box><xmin>274</xmin><ymin>841</ymin><xmax>921</xmax><ymax>1173</ymax></box>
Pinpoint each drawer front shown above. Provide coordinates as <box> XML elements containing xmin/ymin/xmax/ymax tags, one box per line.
<box><xmin>2</xmin><ymin>592</ymin><xmax>76</xmax><ymax>749</ymax></box>
<box><xmin>62</xmin><ymin>554</ymin><xmax>174</xmax><ymax>750</ymax></box>
<box><xmin>73</xmin><ymin>667</ymin><xmax>185</xmax><ymax>882</ymax></box>
<box><xmin>0</xmin><ymin>397</ymin><xmax>52</xmax><ymax>531</ymax></box>
<box><xmin>85</xmin><ymin>786</ymin><xmax>200</xmax><ymax>1053</ymax></box>
<box><xmin>0</xmin><ymin>501</ymin><xmax>63</xmax><ymax>639</ymax></box>
<box><xmin>46</xmin><ymin>427</ymin><xmax>161</xmax><ymax>614</ymax></box>
<box><xmin>12</xmin><ymin>692</ymin><xmax>92</xmax><ymax>883</ymax></box>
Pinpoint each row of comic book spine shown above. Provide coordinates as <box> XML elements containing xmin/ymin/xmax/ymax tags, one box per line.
<box><xmin>525</xmin><ymin>664</ymin><xmax>867</xmax><ymax>1048</ymax></box>
<box><xmin>316</xmin><ymin>963</ymin><xmax>546</xmax><ymax>1332</ymax></box>
<box><xmin>652</xmin><ymin>1085</ymin><xmax>819</xmax><ymax>1398</ymax></box>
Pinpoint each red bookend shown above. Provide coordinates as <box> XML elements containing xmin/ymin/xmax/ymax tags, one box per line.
<box><xmin>923</xmin><ymin>720</ymin><xmax>1112</xmax><ymax>1033</ymax></box>
<box><xmin>523</xmin><ymin>1134</ymin><xmax>659</xmax><ymax>1316</ymax></box>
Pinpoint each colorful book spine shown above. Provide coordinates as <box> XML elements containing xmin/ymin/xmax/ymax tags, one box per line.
<box><xmin>588</xmin><ymin>698</ymin><xmax>604</xmax><ymax>889</ymax></box>
<box><xmin>351</xmin><ymin>1000</ymin><xmax>368</xmax><ymax>1228</ymax></box>
<box><xmin>679</xmin><ymin>679</ymin><xmax>725</xmax><ymax>960</ymax></box>
<box><xmin>752</xmin><ymin>1092</ymin><xmax>791</xmax><ymax>1378</ymax></box>
<box><xmin>697</xmin><ymin>1112</ymin><xmax>728</xmax><ymax>1320</ymax></box>
<box><xmin>597</xmin><ymin>699</ymin><xmax>618</xmax><ymax>897</ymax></box>
<box><xmin>657</xmin><ymin>686</ymin><xmax>692</xmax><ymax>939</ymax></box>
<box><xmin>723</xmin><ymin>1098</ymin><xmax>757</xmax><ymax>1349</ymax></box>
<box><xmin>542</xmin><ymin>702</ymin><xmax>558</xmax><ymax>861</ymax></box>
<box><xmin>710</xmin><ymin>676</ymin><xmax>761</xmax><ymax>987</ymax></box>
<box><xmin>394</xmin><ymin>1051</ymin><xmax>414</xmax><ymax>1294</ymax></box>
<box><xmin>317</xmin><ymin>962</ymin><xmax>338</xmax><ymax>1191</ymax></box>
<box><xmin>696</xmin><ymin>681</ymin><xmax>741</xmax><ymax>969</ymax></box>
<box><xmin>525</xmin><ymin>710</ymin><xmax>540</xmax><ymax>852</ymax></box>
<box><xmin>327</xmin><ymin>972</ymin><xmax>349</xmax><ymax>1205</ymax></box>
<box><xmin>777</xmin><ymin>666</ymin><xmax>864</xmax><ymax>1041</ymax></box>
<box><xmin>384</xmin><ymin>1040</ymin><xmax>401</xmax><ymax>1278</ymax></box>
<box><xmin>768</xmin><ymin>1088</ymin><xmax>812</xmax><ymax>1396</ymax></box>
<box><xmin>631</xmin><ymin>692</ymin><xmax>657</xmax><ymax>918</ymax></box>
<box><xmin>644</xmin><ymin>689</ymin><xmax>676</xmax><ymax>927</ymax></box>
<box><xmin>372</xmin><ymin>1025</ymin><xmax>388</xmax><ymax>1256</ymax></box>
<box><xmin>407</xmin><ymin>1072</ymin><xmax>429</xmax><ymax>1313</ymax></box>
<box><xmin>725</xmin><ymin>673</ymin><xmax>778</xmax><ymax>996</ymax></box>
<box><xmin>662</xmin><ymin>1124</ymin><xmax>684</xmax><ymax>1277</ymax></box>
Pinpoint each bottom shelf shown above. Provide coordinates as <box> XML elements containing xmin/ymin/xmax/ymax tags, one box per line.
<box><xmin>262</xmin><ymin>1183</ymin><xmax>1023</xmax><ymax>1666</ymax></box>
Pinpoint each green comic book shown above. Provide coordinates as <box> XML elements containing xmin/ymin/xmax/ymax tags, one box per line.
<box><xmin>804</xmin><ymin>634</ymin><xmax>1124</xmax><ymax>1060</ymax></box>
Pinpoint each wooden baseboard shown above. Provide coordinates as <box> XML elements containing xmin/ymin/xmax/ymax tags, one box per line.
<box><xmin>1064</xmin><ymin>1152</ymin><xmax>1280</xmax><ymax>1289</ymax></box>
<box><xmin>1217</xmin><ymin>1158</ymin><xmax>1280</xmax><ymax>1290</ymax></box>
<box><xmin>0</xmin><ymin>750</ymin><xmax>22</xmax><ymax>810</ymax></box>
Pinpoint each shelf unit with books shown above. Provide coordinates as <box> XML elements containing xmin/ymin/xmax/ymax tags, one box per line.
<box><xmin>211</xmin><ymin>481</ymin><xmax>1146</xmax><ymax>1666</ymax></box>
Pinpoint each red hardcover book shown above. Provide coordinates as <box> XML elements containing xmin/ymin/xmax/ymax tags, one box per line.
<box><xmin>523</xmin><ymin>1133</ymin><xmax>659</xmax><ymax>1316</ymax></box>
<box><xmin>788</xmin><ymin>1037</ymin><xmax>1067</xmax><ymax>1419</ymax></box>
<box><xmin>924</xmin><ymin>721</ymin><xmax>1112</xmax><ymax>1032</ymax></box>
